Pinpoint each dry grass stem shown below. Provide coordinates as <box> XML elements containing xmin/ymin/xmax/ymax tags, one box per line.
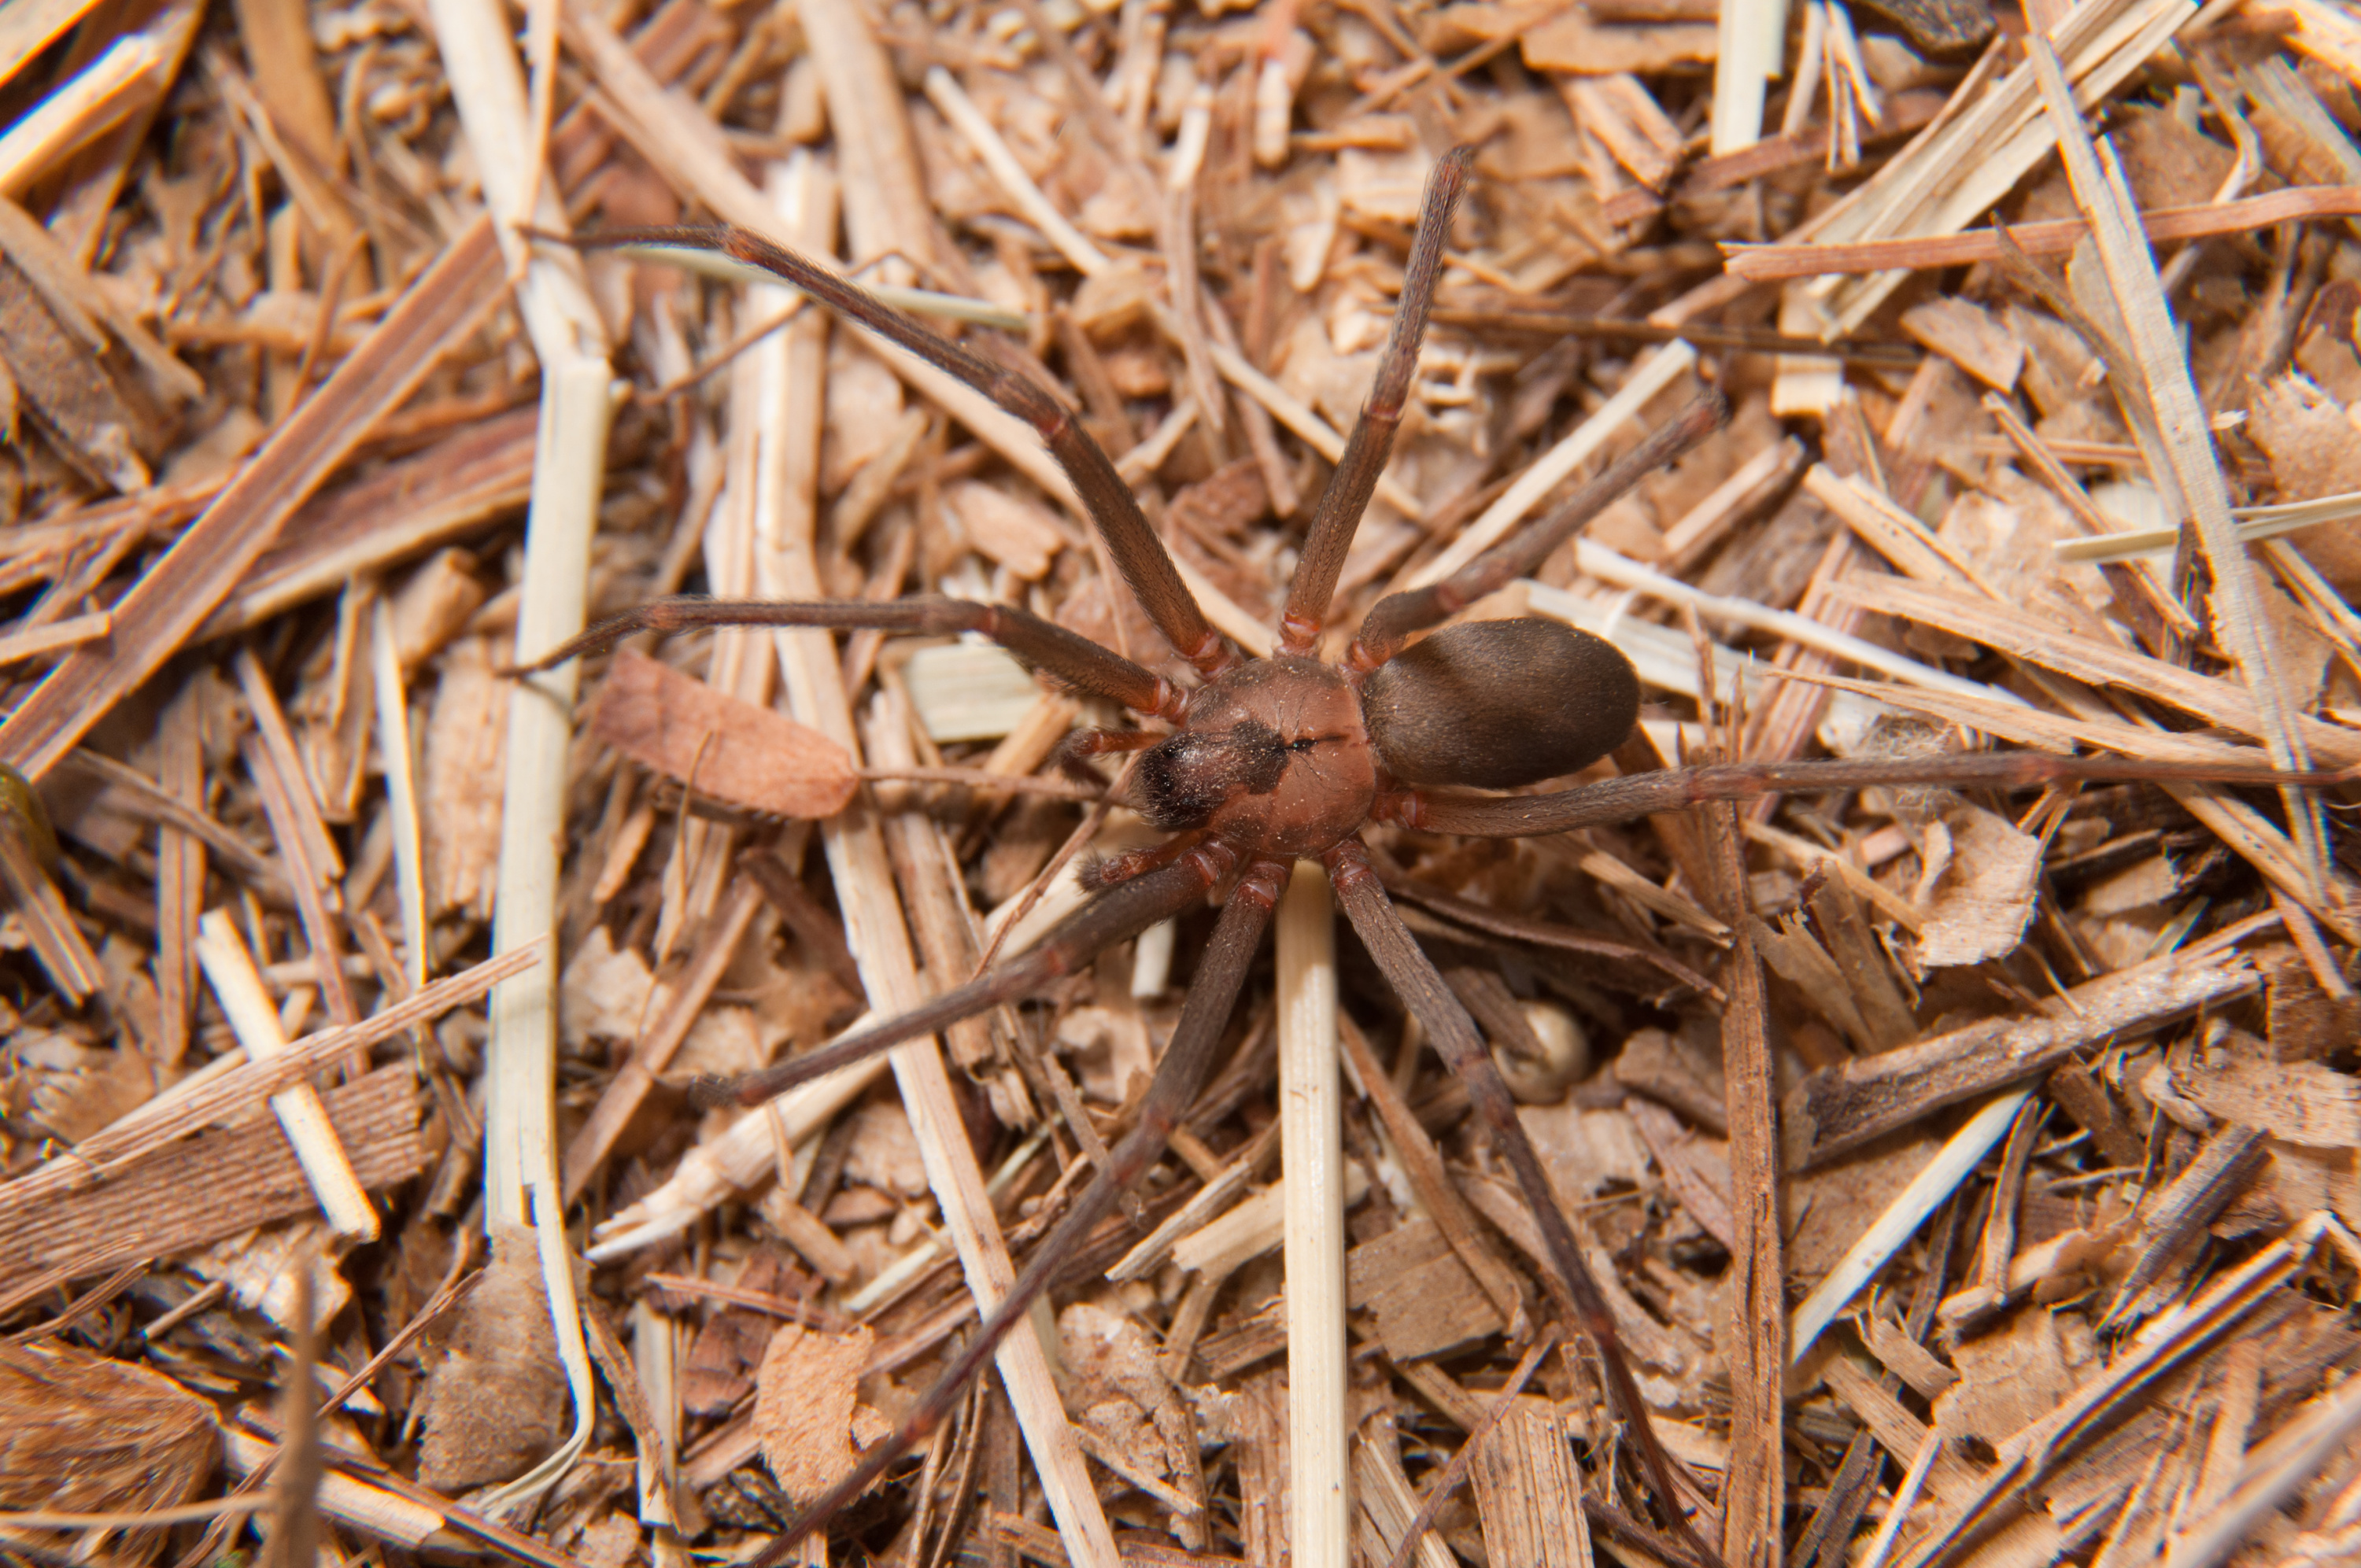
<box><xmin>1276</xmin><ymin>858</ymin><xmax>1347</xmax><ymax>1568</ymax></box>
<box><xmin>1727</xmin><ymin>183</ymin><xmax>2361</xmax><ymax>280</ymax></box>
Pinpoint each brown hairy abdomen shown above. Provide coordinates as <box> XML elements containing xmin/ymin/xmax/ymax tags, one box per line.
<box><xmin>1362</xmin><ymin>618</ymin><xmax>1639</xmax><ymax>788</ymax></box>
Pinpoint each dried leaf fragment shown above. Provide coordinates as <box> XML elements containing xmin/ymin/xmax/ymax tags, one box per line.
<box><xmin>416</xmin><ymin>1225</ymin><xmax>571</xmax><ymax>1491</ymax></box>
<box><xmin>589</xmin><ymin>647</ymin><xmax>857</xmax><ymax>819</ymax></box>
<box><xmin>754</xmin><ymin>1321</ymin><xmax>892</xmax><ymax>1502</ymax></box>
<box><xmin>1913</xmin><ymin>803</ymin><xmax>2039</xmax><ymax>970</ymax></box>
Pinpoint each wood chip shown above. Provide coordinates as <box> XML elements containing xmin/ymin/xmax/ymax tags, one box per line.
<box><xmin>0</xmin><ymin>1066</ymin><xmax>423</xmax><ymax>1298</ymax></box>
<box><xmin>752</xmin><ymin>1321</ymin><xmax>891</xmax><ymax>1500</ymax></box>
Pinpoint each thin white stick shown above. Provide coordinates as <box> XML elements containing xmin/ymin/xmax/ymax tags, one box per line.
<box><xmin>222</xmin><ymin>1427</ymin><xmax>444</xmax><ymax>1547</ymax></box>
<box><xmin>1790</xmin><ymin>1087</ymin><xmax>2034</xmax><ymax>1361</ymax></box>
<box><xmin>0</xmin><ymin>0</ymin><xmax>113</xmax><ymax>95</ymax></box>
<box><xmin>1169</xmin><ymin>1165</ymin><xmax>1373</xmax><ymax>1278</ymax></box>
<box><xmin>519</xmin><ymin>0</ymin><xmax>559</xmax><ymax>233</ymax></box>
<box><xmin>193</xmin><ymin>910</ymin><xmax>378</xmax><ymax>1239</ymax></box>
<box><xmin>427</xmin><ymin>0</ymin><xmax>615</xmax><ymax>1512</ymax></box>
<box><xmin>1277</xmin><ymin>859</ymin><xmax>1348</xmax><ymax>1568</ymax></box>
<box><xmin>1824</xmin><ymin>0</ymin><xmax>1882</xmax><ymax>124</ymax></box>
<box><xmin>1405</xmin><ymin>342</ymin><xmax>1697</xmax><ymax>589</ymax></box>
<box><xmin>1115</xmin><ymin>397</ymin><xmax>1198</xmax><ymax>484</ymax></box>
<box><xmin>366</xmin><ymin>603</ymin><xmax>427</xmax><ymax>991</ymax></box>
<box><xmin>924</xmin><ymin>66</ymin><xmax>1110</xmax><ymax>277</ymax></box>
<box><xmin>0</xmin><ymin>608</ymin><xmax>110</xmax><ymax>664</ymax></box>
<box><xmin>2055</xmin><ymin>487</ymin><xmax>2361</xmax><ymax>561</ymax></box>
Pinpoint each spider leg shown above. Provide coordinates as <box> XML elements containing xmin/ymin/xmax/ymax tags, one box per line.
<box><xmin>746</xmin><ymin>856</ymin><xmax>1292</xmax><ymax>1566</ymax></box>
<box><xmin>512</xmin><ymin>596</ymin><xmax>1188</xmax><ymax>720</ymax></box>
<box><xmin>1077</xmin><ymin>828</ymin><xmax>1209</xmax><ymax>892</ymax></box>
<box><xmin>1056</xmin><ymin>726</ymin><xmax>1164</xmax><ymax>787</ymax></box>
<box><xmin>1277</xmin><ymin>146</ymin><xmax>1474</xmax><ymax>654</ymax></box>
<box><xmin>574</xmin><ymin>223</ymin><xmax>1233</xmax><ymax>681</ymax></box>
<box><xmin>1064</xmin><ymin>728</ymin><xmax>1166</xmax><ymax>758</ymax></box>
<box><xmin>700</xmin><ymin>840</ymin><xmax>1235</xmax><ymax>1109</ymax></box>
<box><xmin>1325</xmin><ymin>837</ymin><xmax>1725</xmax><ymax>1568</ymax></box>
<box><xmin>1383</xmin><ymin>750</ymin><xmax>2359</xmax><ymax>838</ymax></box>
<box><xmin>1350</xmin><ymin>391</ymin><xmax>1727</xmax><ymax>671</ymax></box>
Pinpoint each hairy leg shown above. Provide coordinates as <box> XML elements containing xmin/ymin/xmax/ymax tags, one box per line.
<box><xmin>1350</xmin><ymin>393</ymin><xmax>1726</xmax><ymax>672</ymax></box>
<box><xmin>748</xmin><ymin>856</ymin><xmax>1293</xmax><ymax>1566</ymax></box>
<box><xmin>571</xmin><ymin>225</ymin><xmax>1233</xmax><ymax>679</ymax></box>
<box><xmin>1382</xmin><ymin>750</ymin><xmax>2359</xmax><ymax>837</ymax></box>
<box><xmin>702</xmin><ymin>841</ymin><xmax>1236</xmax><ymax>1108</ymax></box>
<box><xmin>1057</xmin><ymin>726</ymin><xmax>1166</xmax><ymax>786</ymax></box>
<box><xmin>1075</xmin><ymin>828</ymin><xmax>1208</xmax><ymax>893</ymax></box>
<box><xmin>1277</xmin><ymin>146</ymin><xmax>1473</xmax><ymax>655</ymax></box>
<box><xmin>512</xmin><ymin>595</ymin><xmax>1187</xmax><ymax>720</ymax></box>
<box><xmin>1327</xmin><ymin>839</ymin><xmax>1723</xmax><ymax>1568</ymax></box>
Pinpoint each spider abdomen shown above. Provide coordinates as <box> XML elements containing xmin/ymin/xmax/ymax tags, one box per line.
<box><xmin>1132</xmin><ymin>656</ymin><xmax>1376</xmax><ymax>855</ymax></box>
<box><xmin>1362</xmin><ymin>618</ymin><xmax>1639</xmax><ymax>788</ymax></box>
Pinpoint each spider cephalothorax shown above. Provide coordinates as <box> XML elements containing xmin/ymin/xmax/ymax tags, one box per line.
<box><xmin>1129</xmin><ymin>659</ymin><xmax>1372</xmax><ymax>847</ymax></box>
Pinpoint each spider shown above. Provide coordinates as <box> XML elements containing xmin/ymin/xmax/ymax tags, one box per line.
<box><xmin>528</xmin><ymin>147</ymin><xmax>2341</xmax><ymax>1566</ymax></box>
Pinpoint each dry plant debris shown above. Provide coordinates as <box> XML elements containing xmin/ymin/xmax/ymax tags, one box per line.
<box><xmin>0</xmin><ymin>0</ymin><xmax>2358</xmax><ymax>1566</ymax></box>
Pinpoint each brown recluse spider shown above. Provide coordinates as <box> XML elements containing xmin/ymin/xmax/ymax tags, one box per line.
<box><xmin>524</xmin><ymin>148</ymin><xmax>2347</xmax><ymax>1566</ymax></box>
